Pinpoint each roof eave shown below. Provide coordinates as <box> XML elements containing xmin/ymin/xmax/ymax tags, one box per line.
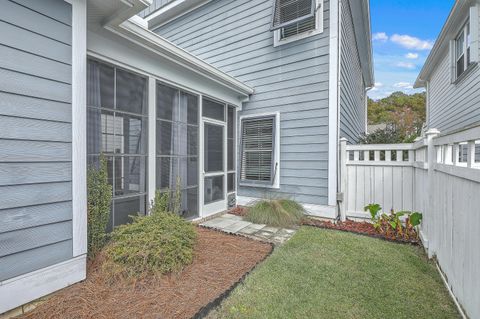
<box><xmin>350</xmin><ymin>0</ymin><xmax>375</xmax><ymax>88</ymax></box>
<box><xmin>88</xmin><ymin>0</ymin><xmax>253</xmax><ymax>97</ymax></box>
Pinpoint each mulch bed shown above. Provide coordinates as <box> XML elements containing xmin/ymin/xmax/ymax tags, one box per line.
<box><xmin>302</xmin><ymin>219</ymin><xmax>420</xmax><ymax>245</ymax></box>
<box><xmin>228</xmin><ymin>206</ymin><xmax>248</xmax><ymax>217</ymax></box>
<box><xmin>21</xmin><ymin>228</ymin><xmax>272</xmax><ymax>319</ymax></box>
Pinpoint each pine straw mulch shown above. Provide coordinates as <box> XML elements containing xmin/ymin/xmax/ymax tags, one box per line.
<box><xmin>227</xmin><ymin>206</ymin><xmax>248</xmax><ymax>217</ymax></box>
<box><xmin>302</xmin><ymin>218</ymin><xmax>420</xmax><ymax>245</ymax></box>
<box><xmin>21</xmin><ymin>228</ymin><xmax>272</xmax><ymax>319</ymax></box>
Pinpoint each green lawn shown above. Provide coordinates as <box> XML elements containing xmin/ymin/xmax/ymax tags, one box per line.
<box><xmin>209</xmin><ymin>227</ymin><xmax>460</xmax><ymax>319</ymax></box>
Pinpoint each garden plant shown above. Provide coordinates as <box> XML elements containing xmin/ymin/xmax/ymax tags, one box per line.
<box><xmin>245</xmin><ymin>198</ymin><xmax>305</xmax><ymax>228</ymax></box>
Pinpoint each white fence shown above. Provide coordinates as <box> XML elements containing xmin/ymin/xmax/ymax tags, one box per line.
<box><xmin>340</xmin><ymin>126</ymin><xmax>480</xmax><ymax>319</ymax></box>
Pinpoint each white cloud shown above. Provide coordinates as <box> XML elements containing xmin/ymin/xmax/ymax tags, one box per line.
<box><xmin>391</xmin><ymin>34</ymin><xmax>433</xmax><ymax>50</ymax></box>
<box><xmin>372</xmin><ymin>32</ymin><xmax>389</xmax><ymax>42</ymax></box>
<box><xmin>405</xmin><ymin>52</ymin><xmax>419</xmax><ymax>59</ymax></box>
<box><xmin>374</xmin><ymin>82</ymin><xmax>383</xmax><ymax>87</ymax></box>
<box><xmin>396</xmin><ymin>62</ymin><xmax>416</xmax><ymax>69</ymax></box>
<box><xmin>394</xmin><ymin>82</ymin><xmax>414</xmax><ymax>89</ymax></box>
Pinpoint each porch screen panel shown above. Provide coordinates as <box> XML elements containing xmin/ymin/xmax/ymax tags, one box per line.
<box><xmin>227</xmin><ymin>106</ymin><xmax>236</xmax><ymax>193</ymax></box>
<box><xmin>87</xmin><ymin>60</ymin><xmax>148</xmax><ymax>231</ymax></box>
<box><xmin>241</xmin><ymin>117</ymin><xmax>275</xmax><ymax>183</ymax></box>
<box><xmin>156</xmin><ymin>82</ymin><xmax>199</xmax><ymax>218</ymax></box>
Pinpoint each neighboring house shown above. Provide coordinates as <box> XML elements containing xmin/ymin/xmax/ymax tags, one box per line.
<box><xmin>415</xmin><ymin>0</ymin><xmax>480</xmax><ymax>134</ymax></box>
<box><xmin>0</xmin><ymin>0</ymin><xmax>372</xmax><ymax>314</ymax></box>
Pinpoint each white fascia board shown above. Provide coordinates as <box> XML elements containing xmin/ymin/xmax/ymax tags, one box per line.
<box><xmin>415</xmin><ymin>0</ymin><xmax>474</xmax><ymax>88</ymax></box>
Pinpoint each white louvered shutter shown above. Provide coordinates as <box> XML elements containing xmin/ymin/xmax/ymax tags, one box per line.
<box><xmin>241</xmin><ymin>117</ymin><xmax>275</xmax><ymax>184</ymax></box>
<box><xmin>271</xmin><ymin>0</ymin><xmax>316</xmax><ymax>31</ymax></box>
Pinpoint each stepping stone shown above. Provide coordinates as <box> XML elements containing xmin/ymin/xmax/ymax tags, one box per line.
<box><xmin>262</xmin><ymin>226</ymin><xmax>279</xmax><ymax>234</ymax></box>
<box><xmin>222</xmin><ymin>214</ymin><xmax>243</xmax><ymax>221</ymax></box>
<box><xmin>208</xmin><ymin>218</ymin><xmax>237</xmax><ymax>229</ymax></box>
<box><xmin>221</xmin><ymin>220</ymin><xmax>252</xmax><ymax>233</ymax></box>
<box><xmin>248</xmin><ymin>223</ymin><xmax>267</xmax><ymax>230</ymax></box>
<box><xmin>239</xmin><ymin>226</ymin><xmax>260</xmax><ymax>235</ymax></box>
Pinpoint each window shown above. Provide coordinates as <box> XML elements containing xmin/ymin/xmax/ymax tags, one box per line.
<box><xmin>156</xmin><ymin>82</ymin><xmax>199</xmax><ymax>219</ymax></box>
<box><xmin>87</xmin><ymin>59</ymin><xmax>148</xmax><ymax>230</ymax></box>
<box><xmin>272</xmin><ymin>0</ymin><xmax>323</xmax><ymax>46</ymax></box>
<box><xmin>240</xmin><ymin>115</ymin><xmax>279</xmax><ymax>187</ymax></box>
<box><xmin>455</xmin><ymin>21</ymin><xmax>472</xmax><ymax>79</ymax></box>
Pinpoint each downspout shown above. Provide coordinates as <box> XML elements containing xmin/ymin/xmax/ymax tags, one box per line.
<box><xmin>336</xmin><ymin>0</ymin><xmax>343</xmax><ymax>221</ymax></box>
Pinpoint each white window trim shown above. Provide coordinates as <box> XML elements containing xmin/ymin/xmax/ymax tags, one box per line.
<box><xmin>239</xmin><ymin>112</ymin><xmax>280</xmax><ymax>189</ymax></box>
<box><xmin>451</xmin><ymin>6</ymin><xmax>479</xmax><ymax>82</ymax></box>
<box><xmin>273</xmin><ymin>0</ymin><xmax>324</xmax><ymax>47</ymax></box>
<box><xmin>454</xmin><ymin>21</ymin><xmax>470</xmax><ymax>80</ymax></box>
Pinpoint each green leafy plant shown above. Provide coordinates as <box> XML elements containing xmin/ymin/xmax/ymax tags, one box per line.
<box><xmin>173</xmin><ymin>175</ymin><xmax>182</xmax><ymax>215</ymax></box>
<box><xmin>245</xmin><ymin>199</ymin><xmax>305</xmax><ymax>228</ymax></box>
<box><xmin>150</xmin><ymin>176</ymin><xmax>184</xmax><ymax>216</ymax></box>
<box><xmin>365</xmin><ymin>204</ymin><xmax>423</xmax><ymax>241</ymax></box>
<box><xmin>364</xmin><ymin>204</ymin><xmax>382</xmax><ymax>221</ymax></box>
<box><xmin>87</xmin><ymin>155</ymin><xmax>112</xmax><ymax>259</ymax></box>
<box><xmin>150</xmin><ymin>190</ymin><xmax>170</xmax><ymax>215</ymax></box>
<box><xmin>103</xmin><ymin>191</ymin><xmax>197</xmax><ymax>279</ymax></box>
<box><xmin>409</xmin><ymin>212</ymin><xmax>423</xmax><ymax>227</ymax></box>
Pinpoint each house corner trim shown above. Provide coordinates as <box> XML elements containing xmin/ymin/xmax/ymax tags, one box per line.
<box><xmin>328</xmin><ymin>0</ymin><xmax>340</xmax><ymax>208</ymax></box>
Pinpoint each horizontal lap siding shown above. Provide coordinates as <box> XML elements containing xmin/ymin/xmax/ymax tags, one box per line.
<box><xmin>0</xmin><ymin>0</ymin><xmax>73</xmax><ymax>281</ymax></box>
<box><xmin>428</xmin><ymin>50</ymin><xmax>480</xmax><ymax>133</ymax></box>
<box><xmin>138</xmin><ymin>0</ymin><xmax>176</xmax><ymax>18</ymax></box>
<box><xmin>339</xmin><ymin>0</ymin><xmax>365</xmax><ymax>144</ymax></box>
<box><xmin>154</xmin><ymin>0</ymin><xmax>331</xmax><ymax>206</ymax></box>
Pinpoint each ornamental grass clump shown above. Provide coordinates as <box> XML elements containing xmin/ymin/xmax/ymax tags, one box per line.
<box><xmin>245</xmin><ymin>198</ymin><xmax>305</xmax><ymax>228</ymax></box>
<box><xmin>103</xmin><ymin>191</ymin><xmax>197</xmax><ymax>279</ymax></box>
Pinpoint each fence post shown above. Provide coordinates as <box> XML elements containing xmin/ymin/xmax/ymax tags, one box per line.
<box><xmin>339</xmin><ymin>138</ymin><xmax>348</xmax><ymax>222</ymax></box>
<box><xmin>425</xmin><ymin>128</ymin><xmax>440</xmax><ymax>258</ymax></box>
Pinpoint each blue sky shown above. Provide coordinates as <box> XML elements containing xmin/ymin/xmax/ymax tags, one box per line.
<box><xmin>368</xmin><ymin>0</ymin><xmax>455</xmax><ymax>100</ymax></box>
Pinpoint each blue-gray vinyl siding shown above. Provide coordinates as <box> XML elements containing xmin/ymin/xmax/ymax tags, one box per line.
<box><xmin>0</xmin><ymin>0</ymin><xmax>73</xmax><ymax>281</ymax></box>
<box><xmin>339</xmin><ymin>0</ymin><xmax>366</xmax><ymax>144</ymax></box>
<box><xmin>154</xmin><ymin>0</ymin><xmax>331</xmax><ymax>205</ymax></box>
<box><xmin>428</xmin><ymin>51</ymin><xmax>480</xmax><ymax>134</ymax></box>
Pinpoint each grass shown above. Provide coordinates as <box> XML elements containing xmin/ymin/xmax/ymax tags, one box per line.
<box><xmin>209</xmin><ymin>227</ymin><xmax>460</xmax><ymax>319</ymax></box>
<box><xmin>244</xmin><ymin>199</ymin><xmax>304</xmax><ymax>228</ymax></box>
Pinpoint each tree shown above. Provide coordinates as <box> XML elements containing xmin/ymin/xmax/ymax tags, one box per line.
<box><xmin>364</xmin><ymin>91</ymin><xmax>426</xmax><ymax>143</ymax></box>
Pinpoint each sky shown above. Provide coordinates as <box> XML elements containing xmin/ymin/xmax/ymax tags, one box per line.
<box><xmin>368</xmin><ymin>0</ymin><xmax>455</xmax><ymax>100</ymax></box>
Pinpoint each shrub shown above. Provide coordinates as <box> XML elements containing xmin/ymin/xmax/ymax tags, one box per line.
<box><xmin>245</xmin><ymin>199</ymin><xmax>305</xmax><ymax>228</ymax></box>
<box><xmin>87</xmin><ymin>155</ymin><xmax>112</xmax><ymax>259</ymax></box>
<box><xmin>359</xmin><ymin>125</ymin><xmax>418</xmax><ymax>144</ymax></box>
<box><xmin>103</xmin><ymin>192</ymin><xmax>197</xmax><ymax>278</ymax></box>
<box><xmin>150</xmin><ymin>178</ymin><xmax>183</xmax><ymax>216</ymax></box>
